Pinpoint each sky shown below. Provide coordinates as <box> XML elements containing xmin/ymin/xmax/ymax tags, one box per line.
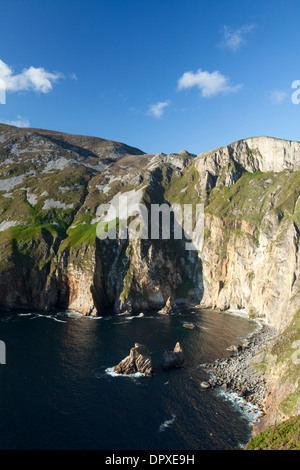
<box><xmin>0</xmin><ymin>0</ymin><xmax>300</xmax><ymax>155</ymax></box>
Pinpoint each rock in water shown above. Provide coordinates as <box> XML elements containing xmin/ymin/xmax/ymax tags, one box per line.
<box><xmin>183</xmin><ymin>323</ymin><xmax>194</xmax><ymax>329</ymax></box>
<box><xmin>114</xmin><ymin>343</ymin><xmax>153</xmax><ymax>375</ymax></box>
<box><xmin>200</xmin><ymin>381</ymin><xmax>211</xmax><ymax>389</ymax></box>
<box><xmin>158</xmin><ymin>297</ymin><xmax>175</xmax><ymax>315</ymax></box>
<box><xmin>162</xmin><ymin>342</ymin><xmax>185</xmax><ymax>369</ymax></box>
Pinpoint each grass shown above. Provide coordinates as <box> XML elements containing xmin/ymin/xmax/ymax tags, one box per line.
<box><xmin>246</xmin><ymin>415</ymin><xmax>300</xmax><ymax>450</ymax></box>
<box><xmin>164</xmin><ymin>163</ymin><xmax>200</xmax><ymax>205</ymax></box>
<box><xmin>0</xmin><ymin>223</ymin><xmax>64</xmax><ymax>270</ymax></box>
<box><xmin>252</xmin><ymin>309</ymin><xmax>300</xmax><ymax>420</ymax></box>
<box><xmin>58</xmin><ymin>221</ymin><xmax>96</xmax><ymax>250</ymax></box>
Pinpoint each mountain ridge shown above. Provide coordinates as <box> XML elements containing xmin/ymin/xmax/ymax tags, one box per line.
<box><xmin>0</xmin><ymin>123</ymin><xmax>299</xmax><ymax>439</ymax></box>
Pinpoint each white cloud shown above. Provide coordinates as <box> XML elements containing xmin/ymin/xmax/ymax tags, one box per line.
<box><xmin>0</xmin><ymin>59</ymin><xmax>63</xmax><ymax>94</ymax></box>
<box><xmin>221</xmin><ymin>24</ymin><xmax>255</xmax><ymax>52</ymax></box>
<box><xmin>1</xmin><ymin>115</ymin><xmax>30</xmax><ymax>127</ymax></box>
<box><xmin>69</xmin><ymin>72</ymin><xmax>78</xmax><ymax>81</ymax></box>
<box><xmin>177</xmin><ymin>69</ymin><xmax>242</xmax><ymax>97</ymax></box>
<box><xmin>147</xmin><ymin>100</ymin><xmax>170</xmax><ymax>118</ymax></box>
<box><xmin>267</xmin><ymin>89</ymin><xmax>287</xmax><ymax>105</ymax></box>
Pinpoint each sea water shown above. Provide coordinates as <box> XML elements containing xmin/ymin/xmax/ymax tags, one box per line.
<box><xmin>0</xmin><ymin>307</ymin><xmax>258</xmax><ymax>450</ymax></box>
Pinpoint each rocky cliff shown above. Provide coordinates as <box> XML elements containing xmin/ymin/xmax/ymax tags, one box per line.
<box><xmin>0</xmin><ymin>126</ymin><xmax>299</xmax><ymax>327</ymax></box>
<box><xmin>0</xmin><ymin>124</ymin><xmax>299</xmax><ymax>433</ymax></box>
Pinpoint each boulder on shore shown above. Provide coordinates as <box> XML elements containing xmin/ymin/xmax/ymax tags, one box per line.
<box><xmin>200</xmin><ymin>381</ymin><xmax>211</xmax><ymax>389</ymax></box>
<box><xmin>162</xmin><ymin>342</ymin><xmax>185</xmax><ymax>369</ymax></box>
<box><xmin>226</xmin><ymin>344</ymin><xmax>243</xmax><ymax>352</ymax></box>
<box><xmin>114</xmin><ymin>343</ymin><xmax>153</xmax><ymax>376</ymax></box>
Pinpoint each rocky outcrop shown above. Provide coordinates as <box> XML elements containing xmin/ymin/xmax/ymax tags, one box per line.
<box><xmin>114</xmin><ymin>343</ymin><xmax>153</xmax><ymax>375</ymax></box>
<box><xmin>162</xmin><ymin>342</ymin><xmax>185</xmax><ymax>369</ymax></box>
<box><xmin>1</xmin><ymin>125</ymin><xmax>298</xmax><ymax>332</ymax></box>
<box><xmin>196</xmin><ymin>136</ymin><xmax>300</xmax><ymax>188</ymax></box>
<box><xmin>200</xmin><ymin>213</ymin><xmax>300</xmax><ymax>332</ymax></box>
<box><xmin>202</xmin><ymin>326</ymin><xmax>277</xmax><ymax>407</ymax></box>
<box><xmin>158</xmin><ymin>297</ymin><xmax>174</xmax><ymax>315</ymax></box>
<box><xmin>0</xmin><ymin>124</ymin><xmax>299</xmax><ymax>436</ymax></box>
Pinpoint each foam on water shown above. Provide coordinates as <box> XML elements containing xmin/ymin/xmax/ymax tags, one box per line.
<box><xmin>217</xmin><ymin>389</ymin><xmax>262</xmax><ymax>424</ymax></box>
<box><xmin>105</xmin><ymin>367</ymin><xmax>146</xmax><ymax>379</ymax></box>
<box><xmin>158</xmin><ymin>415</ymin><xmax>176</xmax><ymax>433</ymax></box>
<box><xmin>35</xmin><ymin>314</ymin><xmax>67</xmax><ymax>323</ymax></box>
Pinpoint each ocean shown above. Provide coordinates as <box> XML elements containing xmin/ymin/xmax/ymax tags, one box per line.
<box><xmin>0</xmin><ymin>307</ymin><xmax>260</xmax><ymax>450</ymax></box>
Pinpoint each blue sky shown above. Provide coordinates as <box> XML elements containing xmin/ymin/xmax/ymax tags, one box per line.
<box><xmin>0</xmin><ymin>0</ymin><xmax>300</xmax><ymax>154</ymax></box>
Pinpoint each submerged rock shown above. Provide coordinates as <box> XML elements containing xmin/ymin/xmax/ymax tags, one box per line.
<box><xmin>162</xmin><ymin>342</ymin><xmax>185</xmax><ymax>369</ymax></box>
<box><xmin>114</xmin><ymin>343</ymin><xmax>153</xmax><ymax>376</ymax></box>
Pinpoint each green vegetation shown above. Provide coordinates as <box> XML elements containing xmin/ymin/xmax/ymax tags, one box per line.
<box><xmin>246</xmin><ymin>415</ymin><xmax>300</xmax><ymax>450</ymax></box>
<box><xmin>59</xmin><ymin>223</ymin><xmax>97</xmax><ymax>249</ymax></box>
<box><xmin>205</xmin><ymin>170</ymin><xmax>300</xmax><ymax>230</ymax></box>
<box><xmin>0</xmin><ymin>223</ymin><xmax>64</xmax><ymax>270</ymax></box>
<box><xmin>164</xmin><ymin>163</ymin><xmax>200</xmax><ymax>205</ymax></box>
<box><xmin>253</xmin><ymin>309</ymin><xmax>300</xmax><ymax>420</ymax></box>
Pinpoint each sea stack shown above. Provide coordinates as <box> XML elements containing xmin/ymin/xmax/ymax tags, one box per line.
<box><xmin>114</xmin><ymin>343</ymin><xmax>153</xmax><ymax>375</ymax></box>
<box><xmin>162</xmin><ymin>342</ymin><xmax>185</xmax><ymax>369</ymax></box>
<box><xmin>158</xmin><ymin>297</ymin><xmax>175</xmax><ymax>315</ymax></box>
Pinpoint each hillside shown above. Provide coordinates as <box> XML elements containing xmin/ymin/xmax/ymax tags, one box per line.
<box><xmin>0</xmin><ymin>123</ymin><xmax>299</xmax><ymax>439</ymax></box>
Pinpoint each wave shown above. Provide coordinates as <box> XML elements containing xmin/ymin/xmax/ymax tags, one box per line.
<box><xmin>105</xmin><ymin>367</ymin><xmax>146</xmax><ymax>378</ymax></box>
<box><xmin>36</xmin><ymin>314</ymin><xmax>67</xmax><ymax>323</ymax></box>
<box><xmin>158</xmin><ymin>414</ymin><xmax>176</xmax><ymax>433</ymax></box>
<box><xmin>217</xmin><ymin>389</ymin><xmax>262</xmax><ymax>424</ymax></box>
<box><xmin>66</xmin><ymin>310</ymin><xmax>82</xmax><ymax>318</ymax></box>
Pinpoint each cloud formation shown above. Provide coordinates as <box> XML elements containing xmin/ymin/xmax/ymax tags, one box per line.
<box><xmin>221</xmin><ymin>24</ymin><xmax>255</xmax><ymax>52</ymax></box>
<box><xmin>147</xmin><ymin>100</ymin><xmax>170</xmax><ymax>118</ymax></box>
<box><xmin>267</xmin><ymin>89</ymin><xmax>287</xmax><ymax>104</ymax></box>
<box><xmin>0</xmin><ymin>59</ymin><xmax>63</xmax><ymax>94</ymax></box>
<box><xmin>177</xmin><ymin>69</ymin><xmax>242</xmax><ymax>97</ymax></box>
<box><xmin>1</xmin><ymin>115</ymin><xmax>30</xmax><ymax>127</ymax></box>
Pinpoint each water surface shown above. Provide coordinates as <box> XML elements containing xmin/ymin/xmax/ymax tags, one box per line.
<box><xmin>0</xmin><ymin>308</ymin><xmax>258</xmax><ymax>450</ymax></box>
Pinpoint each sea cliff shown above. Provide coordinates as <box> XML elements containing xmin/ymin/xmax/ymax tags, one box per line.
<box><xmin>0</xmin><ymin>123</ymin><xmax>299</xmax><ymax>437</ymax></box>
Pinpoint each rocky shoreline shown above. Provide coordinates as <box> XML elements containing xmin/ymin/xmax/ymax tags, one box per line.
<box><xmin>201</xmin><ymin>322</ymin><xmax>277</xmax><ymax>412</ymax></box>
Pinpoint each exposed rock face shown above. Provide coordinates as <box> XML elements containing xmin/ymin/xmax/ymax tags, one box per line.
<box><xmin>199</xmin><ymin>213</ymin><xmax>299</xmax><ymax>332</ymax></box>
<box><xmin>158</xmin><ymin>297</ymin><xmax>174</xmax><ymax>315</ymax></box>
<box><xmin>114</xmin><ymin>343</ymin><xmax>153</xmax><ymax>375</ymax></box>
<box><xmin>196</xmin><ymin>136</ymin><xmax>300</xmax><ymax>187</ymax></box>
<box><xmin>162</xmin><ymin>342</ymin><xmax>185</xmax><ymax>369</ymax></box>
<box><xmin>1</xmin><ymin>125</ymin><xmax>298</xmax><ymax>332</ymax></box>
<box><xmin>0</xmin><ymin>124</ymin><xmax>299</xmax><ymax>434</ymax></box>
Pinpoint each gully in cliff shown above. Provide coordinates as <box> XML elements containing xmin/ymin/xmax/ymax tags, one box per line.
<box><xmin>95</xmin><ymin>194</ymin><xmax>205</xmax><ymax>252</ymax></box>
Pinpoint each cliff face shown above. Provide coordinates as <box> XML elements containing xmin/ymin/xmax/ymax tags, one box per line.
<box><xmin>0</xmin><ymin>126</ymin><xmax>299</xmax><ymax>329</ymax></box>
<box><xmin>0</xmin><ymin>124</ymin><xmax>299</xmax><ymax>431</ymax></box>
<box><xmin>200</xmin><ymin>212</ymin><xmax>299</xmax><ymax>331</ymax></box>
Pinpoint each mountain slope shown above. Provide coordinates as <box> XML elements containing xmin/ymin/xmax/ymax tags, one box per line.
<box><xmin>0</xmin><ymin>125</ymin><xmax>299</xmax><ymax>324</ymax></box>
<box><xmin>0</xmin><ymin>124</ymin><xmax>299</xmax><ymax>437</ymax></box>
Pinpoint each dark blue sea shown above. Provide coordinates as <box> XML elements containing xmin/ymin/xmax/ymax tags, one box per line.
<box><xmin>0</xmin><ymin>307</ymin><xmax>260</xmax><ymax>450</ymax></box>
